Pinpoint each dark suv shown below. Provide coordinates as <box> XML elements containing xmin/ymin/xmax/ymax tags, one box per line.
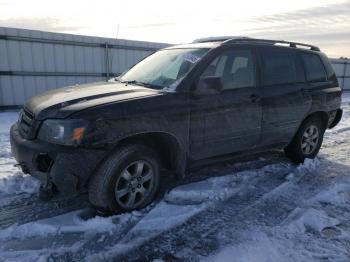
<box><xmin>10</xmin><ymin>37</ymin><xmax>342</xmax><ymax>213</ymax></box>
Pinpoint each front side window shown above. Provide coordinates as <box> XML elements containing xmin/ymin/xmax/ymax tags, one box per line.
<box><xmin>200</xmin><ymin>49</ymin><xmax>256</xmax><ymax>90</ymax></box>
<box><xmin>261</xmin><ymin>48</ymin><xmax>297</xmax><ymax>86</ymax></box>
<box><xmin>301</xmin><ymin>52</ymin><xmax>327</xmax><ymax>82</ymax></box>
<box><xmin>119</xmin><ymin>48</ymin><xmax>210</xmax><ymax>90</ymax></box>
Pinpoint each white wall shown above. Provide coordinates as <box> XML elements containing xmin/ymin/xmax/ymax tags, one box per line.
<box><xmin>330</xmin><ymin>59</ymin><xmax>350</xmax><ymax>90</ymax></box>
<box><xmin>0</xmin><ymin>27</ymin><xmax>168</xmax><ymax>107</ymax></box>
<box><xmin>0</xmin><ymin>28</ymin><xmax>348</xmax><ymax>108</ymax></box>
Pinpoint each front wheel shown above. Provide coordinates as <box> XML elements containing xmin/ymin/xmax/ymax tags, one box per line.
<box><xmin>284</xmin><ymin>117</ymin><xmax>325</xmax><ymax>163</ymax></box>
<box><xmin>88</xmin><ymin>144</ymin><xmax>160</xmax><ymax>213</ymax></box>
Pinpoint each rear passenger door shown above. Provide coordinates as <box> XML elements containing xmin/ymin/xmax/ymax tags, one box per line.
<box><xmin>258</xmin><ymin>46</ymin><xmax>312</xmax><ymax>146</ymax></box>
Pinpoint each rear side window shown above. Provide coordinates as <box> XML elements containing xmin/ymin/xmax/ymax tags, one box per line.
<box><xmin>261</xmin><ymin>48</ymin><xmax>297</xmax><ymax>85</ymax></box>
<box><xmin>319</xmin><ymin>53</ymin><xmax>336</xmax><ymax>80</ymax></box>
<box><xmin>301</xmin><ymin>52</ymin><xmax>327</xmax><ymax>82</ymax></box>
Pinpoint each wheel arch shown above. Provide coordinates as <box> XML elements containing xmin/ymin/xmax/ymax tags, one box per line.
<box><xmin>302</xmin><ymin>111</ymin><xmax>329</xmax><ymax>130</ymax></box>
<box><xmin>288</xmin><ymin>110</ymin><xmax>329</xmax><ymax>147</ymax></box>
<box><xmin>112</xmin><ymin>131</ymin><xmax>186</xmax><ymax>178</ymax></box>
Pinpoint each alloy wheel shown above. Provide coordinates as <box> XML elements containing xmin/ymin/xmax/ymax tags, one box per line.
<box><xmin>301</xmin><ymin>125</ymin><xmax>319</xmax><ymax>155</ymax></box>
<box><xmin>114</xmin><ymin>160</ymin><xmax>155</xmax><ymax>209</ymax></box>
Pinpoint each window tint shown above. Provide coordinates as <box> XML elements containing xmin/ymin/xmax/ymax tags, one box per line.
<box><xmin>201</xmin><ymin>49</ymin><xmax>255</xmax><ymax>90</ymax></box>
<box><xmin>261</xmin><ymin>48</ymin><xmax>297</xmax><ymax>85</ymax></box>
<box><xmin>301</xmin><ymin>52</ymin><xmax>327</xmax><ymax>82</ymax></box>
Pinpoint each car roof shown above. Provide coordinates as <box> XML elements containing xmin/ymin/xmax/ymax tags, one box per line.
<box><xmin>164</xmin><ymin>42</ymin><xmax>221</xmax><ymax>50</ymax></box>
<box><xmin>164</xmin><ymin>36</ymin><xmax>321</xmax><ymax>52</ymax></box>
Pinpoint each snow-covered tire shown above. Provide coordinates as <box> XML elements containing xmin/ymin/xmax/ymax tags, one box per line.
<box><xmin>284</xmin><ymin>116</ymin><xmax>326</xmax><ymax>163</ymax></box>
<box><xmin>88</xmin><ymin>144</ymin><xmax>160</xmax><ymax>213</ymax></box>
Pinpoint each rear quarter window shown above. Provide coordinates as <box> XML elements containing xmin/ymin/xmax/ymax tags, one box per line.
<box><xmin>319</xmin><ymin>53</ymin><xmax>337</xmax><ymax>81</ymax></box>
<box><xmin>300</xmin><ymin>52</ymin><xmax>327</xmax><ymax>82</ymax></box>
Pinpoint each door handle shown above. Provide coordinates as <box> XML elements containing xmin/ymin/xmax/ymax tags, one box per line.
<box><xmin>249</xmin><ymin>94</ymin><xmax>260</xmax><ymax>103</ymax></box>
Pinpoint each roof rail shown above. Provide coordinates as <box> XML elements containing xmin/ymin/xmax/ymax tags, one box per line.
<box><xmin>222</xmin><ymin>37</ymin><xmax>320</xmax><ymax>51</ymax></box>
<box><xmin>192</xmin><ymin>36</ymin><xmax>250</xmax><ymax>43</ymax></box>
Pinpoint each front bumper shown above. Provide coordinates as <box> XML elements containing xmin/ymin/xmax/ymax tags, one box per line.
<box><xmin>10</xmin><ymin>123</ymin><xmax>106</xmax><ymax>193</ymax></box>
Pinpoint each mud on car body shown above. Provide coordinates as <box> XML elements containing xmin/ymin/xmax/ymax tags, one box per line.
<box><xmin>10</xmin><ymin>37</ymin><xmax>343</xmax><ymax>213</ymax></box>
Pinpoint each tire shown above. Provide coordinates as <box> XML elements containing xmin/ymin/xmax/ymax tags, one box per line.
<box><xmin>88</xmin><ymin>144</ymin><xmax>161</xmax><ymax>213</ymax></box>
<box><xmin>284</xmin><ymin>117</ymin><xmax>326</xmax><ymax>163</ymax></box>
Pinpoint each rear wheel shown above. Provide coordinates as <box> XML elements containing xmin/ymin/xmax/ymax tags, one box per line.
<box><xmin>284</xmin><ymin>117</ymin><xmax>326</xmax><ymax>163</ymax></box>
<box><xmin>88</xmin><ymin>144</ymin><xmax>160</xmax><ymax>213</ymax></box>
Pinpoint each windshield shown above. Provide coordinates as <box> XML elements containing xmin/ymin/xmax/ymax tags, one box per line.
<box><xmin>119</xmin><ymin>48</ymin><xmax>210</xmax><ymax>90</ymax></box>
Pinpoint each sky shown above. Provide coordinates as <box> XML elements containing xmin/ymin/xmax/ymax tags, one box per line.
<box><xmin>0</xmin><ymin>0</ymin><xmax>349</xmax><ymax>57</ymax></box>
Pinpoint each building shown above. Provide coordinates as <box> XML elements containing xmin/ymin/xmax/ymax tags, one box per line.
<box><xmin>0</xmin><ymin>27</ymin><xmax>168</xmax><ymax>109</ymax></box>
<box><xmin>0</xmin><ymin>27</ymin><xmax>348</xmax><ymax>109</ymax></box>
<box><xmin>330</xmin><ymin>58</ymin><xmax>350</xmax><ymax>91</ymax></box>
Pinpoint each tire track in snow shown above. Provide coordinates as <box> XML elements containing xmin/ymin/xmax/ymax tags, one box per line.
<box><xmin>91</xmin><ymin>162</ymin><xmax>295</xmax><ymax>261</ymax></box>
<box><xmin>48</xmin><ymin>157</ymin><xmax>288</xmax><ymax>261</ymax></box>
<box><xmin>117</xmin><ymin>159</ymin><xmax>343</xmax><ymax>261</ymax></box>
<box><xmin>0</xmin><ymin>193</ymin><xmax>90</xmax><ymax>229</ymax></box>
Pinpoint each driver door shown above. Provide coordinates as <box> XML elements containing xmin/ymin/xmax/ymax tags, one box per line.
<box><xmin>189</xmin><ymin>47</ymin><xmax>262</xmax><ymax>160</ymax></box>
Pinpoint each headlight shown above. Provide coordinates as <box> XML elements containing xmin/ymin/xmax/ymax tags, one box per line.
<box><xmin>38</xmin><ymin>119</ymin><xmax>88</xmax><ymax>145</ymax></box>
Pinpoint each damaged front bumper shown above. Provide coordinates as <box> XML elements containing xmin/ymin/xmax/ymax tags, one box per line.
<box><xmin>10</xmin><ymin>123</ymin><xmax>106</xmax><ymax>193</ymax></box>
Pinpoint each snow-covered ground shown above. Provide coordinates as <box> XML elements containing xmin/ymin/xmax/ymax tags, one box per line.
<box><xmin>0</xmin><ymin>92</ymin><xmax>350</xmax><ymax>261</ymax></box>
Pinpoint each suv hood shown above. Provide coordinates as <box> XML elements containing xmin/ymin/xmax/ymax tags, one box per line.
<box><xmin>25</xmin><ymin>82</ymin><xmax>164</xmax><ymax>120</ymax></box>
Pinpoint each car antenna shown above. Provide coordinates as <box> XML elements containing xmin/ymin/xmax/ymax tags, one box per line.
<box><xmin>112</xmin><ymin>22</ymin><xmax>121</xmax><ymax>81</ymax></box>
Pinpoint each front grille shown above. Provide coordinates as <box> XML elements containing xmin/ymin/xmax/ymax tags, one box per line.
<box><xmin>19</xmin><ymin>108</ymin><xmax>35</xmax><ymax>139</ymax></box>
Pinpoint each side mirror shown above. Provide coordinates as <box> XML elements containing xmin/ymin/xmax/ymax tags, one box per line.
<box><xmin>195</xmin><ymin>76</ymin><xmax>222</xmax><ymax>95</ymax></box>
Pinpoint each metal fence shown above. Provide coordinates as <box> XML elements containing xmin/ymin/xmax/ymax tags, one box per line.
<box><xmin>0</xmin><ymin>27</ymin><xmax>349</xmax><ymax>109</ymax></box>
<box><xmin>330</xmin><ymin>59</ymin><xmax>350</xmax><ymax>91</ymax></box>
<box><xmin>0</xmin><ymin>27</ymin><xmax>168</xmax><ymax>108</ymax></box>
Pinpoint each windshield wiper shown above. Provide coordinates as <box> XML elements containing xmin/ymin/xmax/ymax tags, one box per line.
<box><xmin>121</xmin><ymin>80</ymin><xmax>163</xmax><ymax>90</ymax></box>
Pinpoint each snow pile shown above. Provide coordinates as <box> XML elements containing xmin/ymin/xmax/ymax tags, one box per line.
<box><xmin>284</xmin><ymin>208</ymin><xmax>340</xmax><ymax>234</ymax></box>
<box><xmin>297</xmin><ymin>158</ymin><xmax>320</xmax><ymax>172</ymax></box>
<box><xmin>286</xmin><ymin>158</ymin><xmax>320</xmax><ymax>181</ymax></box>
<box><xmin>309</xmin><ymin>182</ymin><xmax>350</xmax><ymax>207</ymax></box>
<box><xmin>0</xmin><ymin>222</ymin><xmax>59</xmax><ymax>240</ymax></box>
<box><xmin>0</xmin><ymin>171</ymin><xmax>40</xmax><ymax>195</ymax></box>
<box><xmin>0</xmin><ymin>208</ymin><xmax>126</xmax><ymax>240</ymax></box>
<box><xmin>0</xmin><ymin>252</ymin><xmax>49</xmax><ymax>262</ymax></box>
<box><xmin>201</xmin><ymin>231</ymin><xmax>296</xmax><ymax>262</ymax></box>
<box><xmin>164</xmin><ymin>172</ymin><xmax>251</xmax><ymax>204</ymax></box>
<box><xmin>0</xmin><ymin>112</ymin><xmax>39</xmax><ymax>195</ymax></box>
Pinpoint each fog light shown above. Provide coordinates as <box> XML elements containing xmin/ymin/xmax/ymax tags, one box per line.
<box><xmin>35</xmin><ymin>153</ymin><xmax>53</xmax><ymax>172</ymax></box>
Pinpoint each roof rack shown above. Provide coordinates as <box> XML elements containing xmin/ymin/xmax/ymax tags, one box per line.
<box><xmin>192</xmin><ymin>36</ymin><xmax>250</xmax><ymax>43</ymax></box>
<box><xmin>222</xmin><ymin>37</ymin><xmax>320</xmax><ymax>51</ymax></box>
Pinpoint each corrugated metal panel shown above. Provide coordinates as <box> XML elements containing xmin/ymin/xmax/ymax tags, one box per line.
<box><xmin>1</xmin><ymin>27</ymin><xmax>348</xmax><ymax>108</ymax></box>
<box><xmin>0</xmin><ymin>27</ymin><xmax>168</xmax><ymax>107</ymax></box>
<box><xmin>330</xmin><ymin>59</ymin><xmax>350</xmax><ymax>90</ymax></box>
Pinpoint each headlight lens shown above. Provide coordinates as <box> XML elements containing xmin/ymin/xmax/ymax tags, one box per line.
<box><xmin>38</xmin><ymin>119</ymin><xmax>88</xmax><ymax>145</ymax></box>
